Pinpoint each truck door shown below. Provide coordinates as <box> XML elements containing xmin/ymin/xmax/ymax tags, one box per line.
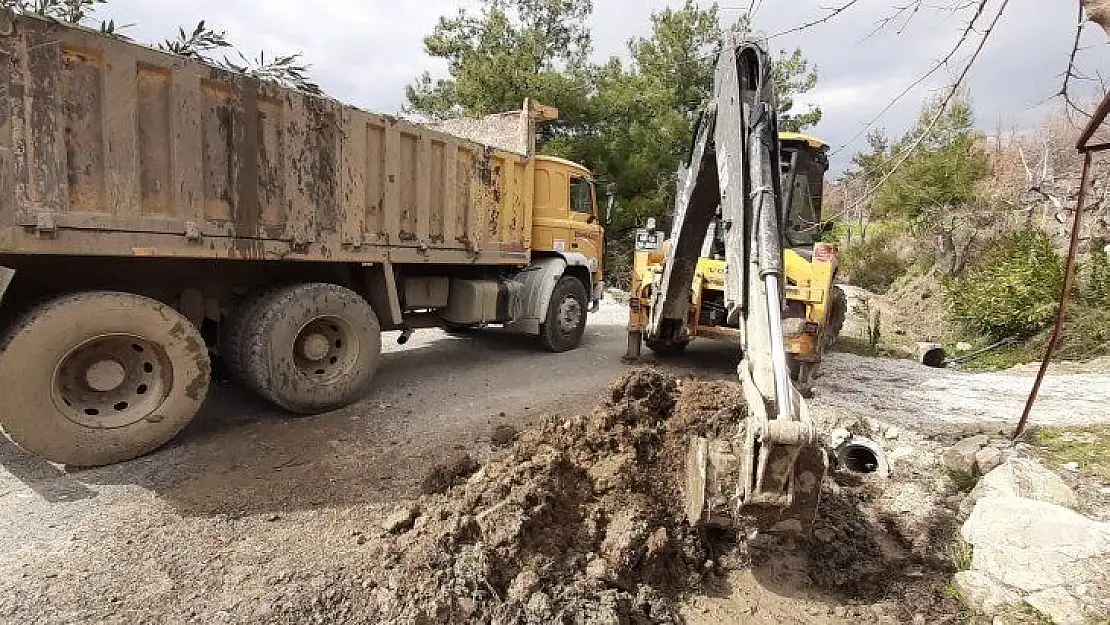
<box><xmin>569</xmin><ymin>176</ymin><xmax>603</xmax><ymax>275</ymax></box>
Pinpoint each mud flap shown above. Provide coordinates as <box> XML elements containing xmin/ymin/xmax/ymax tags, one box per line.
<box><xmin>0</xmin><ymin>266</ymin><xmax>14</xmax><ymax>306</ymax></box>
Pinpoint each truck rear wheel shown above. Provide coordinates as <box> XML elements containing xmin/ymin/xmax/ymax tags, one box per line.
<box><xmin>221</xmin><ymin>287</ymin><xmax>281</xmax><ymax>383</ymax></box>
<box><xmin>539</xmin><ymin>276</ymin><xmax>588</xmax><ymax>353</ymax></box>
<box><xmin>239</xmin><ymin>283</ymin><xmax>381</xmax><ymax>414</ymax></box>
<box><xmin>0</xmin><ymin>292</ymin><xmax>211</xmax><ymax>466</ymax></box>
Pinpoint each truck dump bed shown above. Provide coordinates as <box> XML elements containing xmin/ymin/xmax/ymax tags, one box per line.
<box><xmin>0</xmin><ymin>14</ymin><xmax>534</xmax><ymax>265</ymax></box>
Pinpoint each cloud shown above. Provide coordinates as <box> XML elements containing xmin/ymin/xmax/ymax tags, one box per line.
<box><xmin>91</xmin><ymin>0</ymin><xmax>1109</xmax><ymax>173</ymax></box>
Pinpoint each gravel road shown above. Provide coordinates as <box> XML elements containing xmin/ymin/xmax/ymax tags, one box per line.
<box><xmin>1</xmin><ymin>297</ymin><xmax>1106</xmax><ymax>624</ymax></box>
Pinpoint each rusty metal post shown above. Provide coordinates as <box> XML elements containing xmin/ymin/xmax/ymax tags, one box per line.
<box><xmin>1012</xmin><ymin>93</ymin><xmax>1110</xmax><ymax>440</ymax></box>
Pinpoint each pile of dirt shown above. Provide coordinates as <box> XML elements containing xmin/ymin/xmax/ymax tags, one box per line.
<box><xmin>356</xmin><ymin>369</ymin><xmax>729</xmax><ymax>624</ymax></box>
<box><xmin>256</xmin><ymin>370</ymin><xmax>958</xmax><ymax>624</ymax></box>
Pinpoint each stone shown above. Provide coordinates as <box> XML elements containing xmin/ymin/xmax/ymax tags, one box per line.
<box><xmin>381</xmin><ymin>504</ymin><xmax>420</xmax><ymax>534</ymax></box>
<box><xmin>956</xmin><ymin>342</ymin><xmax>974</xmax><ymax>351</ymax></box>
<box><xmin>953</xmin><ymin>570</ymin><xmax>1022</xmax><ymax>615</ymax></box>
<box><xmin>1024</xmin><ymin>587</ymin><xmax>1086</xmax><ymax>625</ymax></box>
<box><xmin>884</xmin><ymin>426</ymin><xmax>901</xmax><ymax>440</ymax></box>
<box><xmin>974</xmin><ymin>447</ymin><xmax>1004</xmax><ymax>474</ymax></box>
<box><xmin>829</xmin><ymin>428</ymin><xmax>851</xmax><ymax>449</ymax></box>
<box><xmin>943</xmin><ymin>434</ymin><xmax>991</xmax><ymax>475</ymax></box>
<box><xmin>963</xmin><ymin>458</ymin><xmax>1079</xmax><ymax>513</ymax></box>
<box><xmin>507</xmin><ymin>570</ymin><xmax>541</xmax><ymax>602</ymax></box>
<box><xmin>1063</xmin><ymin>461</ymin><xmax>1080</xmax><ymax>472</ymax></box>
<box><xmin>960</xmin><ymin>496</ymin><xmax>1110</xmax><ymax>594</ymax></box>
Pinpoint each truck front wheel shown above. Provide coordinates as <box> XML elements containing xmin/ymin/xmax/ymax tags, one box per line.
<box><xmin>239</xmin><ymin>283</ymin><xmax>381</xmax><ymax>413</ymax></box>
<box><xmin>539</xmin><ymin>276</ymin><xmax>588</xmax><ymax>352</ymax></box>
<box><xmin>0</xmin><ymin>292</ymin><xmax>211</xmax><ymax>466</ymax></box>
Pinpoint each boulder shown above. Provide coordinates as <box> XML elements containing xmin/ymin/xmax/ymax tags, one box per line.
<box><xmin>961</xmin><ymin>496</ymin><xmax>1110</xmax><ymax>594</ymax></box>
<box><xmin>1024</xmin><ymin>587</ymin><xmax>1087</xmax><ymax>625</ymax></box>
<box><xmin>943</xmin><ymin>434</ymin><xmax>991</xmax><ymax>475</ymax></box>
<box><xmin>973</xmin><ymin>446</ymin><xmax>1004</xmax><ymax>475</ymax></box>
<box><xmin>963</xmin><ymin>458</ymin><xmax>1078</xmax><ymax>514</ymax></box>
<box><xmin>952</xmin><ymin>570</ymin><xmax>1022</xmax><ymax>615</ymax></box>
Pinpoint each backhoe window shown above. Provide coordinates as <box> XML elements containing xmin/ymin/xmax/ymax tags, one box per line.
<box><xmin>571</xmin><ymin>177</ymin><xmax>595</xmax><ymax>217</ymax></box>
<box><xmin>787</xmin><ymin>175</ymin><xmax>819</xmax><ymax>247</ymax></box>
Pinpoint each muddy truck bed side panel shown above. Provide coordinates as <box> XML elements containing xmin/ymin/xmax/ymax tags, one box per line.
<box><xmin>0</xmin><ymin>15</ymin><xmax>532</xmax><ymax>265</ymax></box>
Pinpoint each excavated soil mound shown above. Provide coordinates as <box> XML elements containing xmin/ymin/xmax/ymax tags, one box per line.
<box><xmin>358</xmin><ymin>369</ymin><xmax>738</xmax><ymax>624</ymax></box>
<box><xmin>263</xmin><ymin>370</ymin><xmax>953</xmax><ymax>624</ymax></box>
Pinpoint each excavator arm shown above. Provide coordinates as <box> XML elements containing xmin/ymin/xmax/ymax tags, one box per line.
<box><xmin>641</xmin><ymin>33</ymin><xmax>885</xmax><ymax>531</ymax></box>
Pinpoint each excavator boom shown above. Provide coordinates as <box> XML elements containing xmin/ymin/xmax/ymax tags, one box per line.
<box><xmin>641</xmin><ymin>33</ymin><xmax>886</xmax><ymax>530</ymax></box>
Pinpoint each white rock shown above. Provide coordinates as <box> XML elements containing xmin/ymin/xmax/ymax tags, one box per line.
<box><xmin>1024</xmin><ymin>587</ymin><xmax>1087</xmax><ymax>625</ymax></box>
<box><xmin>974</xmin><ymin>447</ymin><xmax>1004</xmax><ymax>474</ymax></box>
<box><xmin>884</xmin><ymin>426</ymin><xmax>901</xmax><ymax>440</ymax></box>
<box><xmin>953</xmin><ymin>570</ymin><xmax>1022</xmax><ymax>615</ymax></box>
<box><xmin>964</xmin><ymin>458</ymin><xmax>1078</xmax><ymax>511</ymax></box>
<box><xmin>1063</xmin><ymin>461</ymin><xmax>1080</xmax><ymax>472</ymax></box>
<box><xmin>956</xmin><ymin>342</ymin><xmax>974</xmax><ymax>351</ymax></box>
<box><xmin>961</xmin><ymin>496</ymin><xmax>1110</xmax><ymax>593</ymax></box>
<box><xmin>943</xmin><ymin>435</ymin><xmax>990</xmax><ymax>475</ymax></box>
<box><xmin>829</xmin><ymin>428</ymin><xmax>851</xmax><ymax>449</ymax></box>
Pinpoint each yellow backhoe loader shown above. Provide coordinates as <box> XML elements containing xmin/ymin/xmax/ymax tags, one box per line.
<box><xmin>624</xmin><ymin>33</ymin><xmax>884</xmax><ymax>532</ymax></box>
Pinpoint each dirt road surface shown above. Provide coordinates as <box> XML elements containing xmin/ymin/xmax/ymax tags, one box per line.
<box><xmin>1</xmin><ymin>298</ymin><xmax>1106</xmax><ymax>623</ymax></box>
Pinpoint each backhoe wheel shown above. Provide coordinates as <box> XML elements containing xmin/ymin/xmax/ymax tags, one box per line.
<box><xmin>646</xmin><ymin>338</ymin><xmax>690</xmax><ymax>357</ymax></box>
<box><xmin>826</xmin><ymin>285</ymin><xmax>847</xmax><ymax>346</ymax></box>
<box><xmin>240</xmin><ymin>283</ymin><xmax>381</xmax><ymax>414</ymax></box>
<box><xmin>0</xmin><ymin>292</ymin><xmax>211</xmax><ymax>467</ymax></box>
<box><xmin>539</xmin><ymin>276</ymin><xmax>588</xmax><ymax>353</ymax></box>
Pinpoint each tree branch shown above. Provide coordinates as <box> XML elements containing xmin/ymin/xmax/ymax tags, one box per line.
<box><xmin>1059</xmin><ymin>0</ymin><xmax>1092</xmax><ymax>119</ymax></box>
<box><xmin>832</xmin><ymin>0</ymin><xmax>990</xmax><ymax>157</ymax></box>
<box><xmin>768</xmin><ymin>0</ymin><xmax>864</xmax><ymax>38</ymax></box>
<box><xmin>830</xmin><ymin>0</ymin><xmax>1011</xmax><ymax>223</ymax></box>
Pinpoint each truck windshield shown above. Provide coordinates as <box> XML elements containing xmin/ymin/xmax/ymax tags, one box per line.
<box><xmin>571</xmin><ymin>177</ymin><xmax>595</xmax><ymax>217</ymax></box>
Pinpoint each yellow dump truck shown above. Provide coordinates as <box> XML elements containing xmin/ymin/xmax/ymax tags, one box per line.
<box><xmin>0</xmin><ymin>14</ymin><xmax>604</xmax><ymax>466</ymax></box>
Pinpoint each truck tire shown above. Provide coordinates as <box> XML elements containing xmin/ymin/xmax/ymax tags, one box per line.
<box><xmin>0</xmin><ymin>292</ymin><xmax>211</xmax><ymax>467</ymax></box>
<box><xmin>539</xmin><ymin>276</ymin><xmax>588</xmax><ymax>353</ymax></box>
<box><xmin>239</xmin><ymin>283</ymin><xmax>381</xmax><ymax>414</ymax></box>
<box><xmin>221</xmin><ymin>287</ymin><xmax>281</xmax><ymax>383</ymax></box>
<box><xmin>646</xmin><ymin>339</ymin><xmax>689</xmax><ymax>357</ymax></box>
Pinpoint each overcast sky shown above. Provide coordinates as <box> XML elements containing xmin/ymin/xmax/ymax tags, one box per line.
<box><xmin>91</xmin><ymin>1</ymin><xmax>1108</xmax><ymax>174</ymax></box>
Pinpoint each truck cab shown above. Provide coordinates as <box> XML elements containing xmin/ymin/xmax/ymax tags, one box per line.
<box><xmin>531</xmin><ymin>156</ymin><xmax>604</xmax><ymax>290</ymax></box>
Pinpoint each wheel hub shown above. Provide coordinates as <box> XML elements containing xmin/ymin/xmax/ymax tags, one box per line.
<box><xmin>299</xmin><ymin>333</ymin><xmax>331</xmax><ymax>362</ymax></box>
<box><xmin>85</xmin><ymin>360</ymin><xmax>127</xmax><ymax>392</ymax></box>
<box><xmin>293</xmin><ymin>317</ymin><xmax>358</xmax><ymax>382</ymax></box>
<box><xmin>52</xmin><ymin>335</ymin><xmax>171</xmax><ymax>429</ymax></box>
<box><xmin>557</xmin><ymin>297</ymin><xmax>582</xmax><ymax>333</ymax></box>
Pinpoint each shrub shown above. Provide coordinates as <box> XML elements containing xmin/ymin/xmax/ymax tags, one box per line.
<box><xmin>839</xmin><ymin>232</ymin><xmax>912</xmax><ymax>294</ymax></box>
<box><xmin>1082</xmin><ymin>241</ymin><xmax>1110</xmax><ymax>308</ymax></box>
<box><xmin>944</xmin><ymin>228</ymin><xmax>1065</xmax><ymax>340</ymax></box>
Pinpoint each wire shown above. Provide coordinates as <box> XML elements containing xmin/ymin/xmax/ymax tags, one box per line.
<box><xmin>829</xmin><ymin>0</ymin><xmax>991</xmax><ymax>157</ymax></box>
<box><xmin>830</xmin><ymin>0</ymin><xmax>1011</xmax><ymax>223</ymax></box>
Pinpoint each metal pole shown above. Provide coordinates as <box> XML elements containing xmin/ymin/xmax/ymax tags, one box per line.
<box><xmin>1012</xmin><ymin>151</ymin><xmax>1090</xmax><ymax>440</ymax></box>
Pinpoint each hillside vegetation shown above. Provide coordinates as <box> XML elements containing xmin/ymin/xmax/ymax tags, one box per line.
<box><xmin>829</xmin><ymin>93</ymin><xmax>1110</xmax><ymax>368</ymax></box>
